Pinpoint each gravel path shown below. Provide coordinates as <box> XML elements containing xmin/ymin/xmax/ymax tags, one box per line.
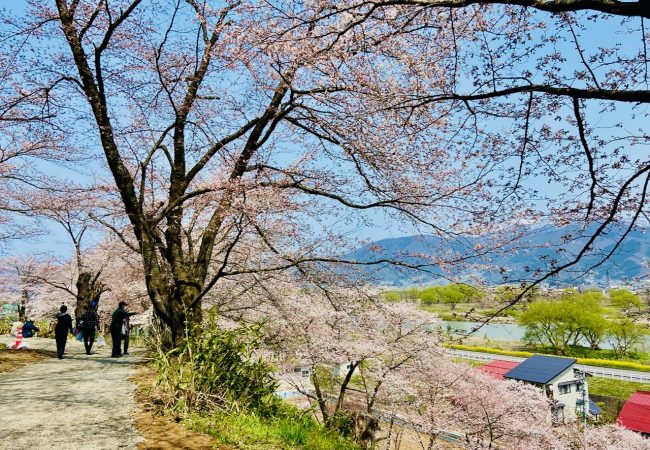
<box><xmin>0</xmin><ymin>336</ymin><xmax>143</xmax><ymax>450</ymax></box>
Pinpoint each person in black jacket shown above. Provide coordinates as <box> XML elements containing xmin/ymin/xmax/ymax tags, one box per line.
<box><xmin>54</xmin><ymin>305</ymin><xmax>74</xmax><ymax>359</ymax></box>
<box><xmin>80</xmin><ymin>305</ymin><xmax>101</xmax><ymax>355</ymax></box>
<box><xmin>110</xmin><ymin>302</ymin><xmax>136</xmax><ymax>357</ymax></box>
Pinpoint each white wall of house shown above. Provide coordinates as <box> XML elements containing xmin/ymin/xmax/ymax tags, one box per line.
<box><xmin>332</xmin><ymin>361</ymin><xmax>358</xmax><ymax>378</ymax></box>
<box><xmin>545</xmin><ymin>366</ymin><xmax>587</xmax><ymax>421</ymax></box>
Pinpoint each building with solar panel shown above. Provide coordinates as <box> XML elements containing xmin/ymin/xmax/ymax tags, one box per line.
<box><xmin>503</xmin><ymin>354</ymin><xmax>590</xmax><ymax>422</ymax></box>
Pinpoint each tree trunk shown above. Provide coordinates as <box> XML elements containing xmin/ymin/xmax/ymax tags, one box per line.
<box><xmin>18</xmin><ymin>291</ymin><xmax>27</xmax><ymax>321</ymax></box>
<box><xmin>312</xmin><ymin>371</ymin><xmax>330</xmax><ymax>424</ymax></box>
<box><xmin>153</xmin><ymin>283</ymin><xmax>204</xmax><ymax>347</ymax></box>
<box><xmin>75</xmin><ymin>271</ymin><xmax>105</xmax><ymax>320</ymax></box>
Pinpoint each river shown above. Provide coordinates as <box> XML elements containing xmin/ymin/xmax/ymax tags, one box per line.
<box><xmin>442</xmin><ymin>321</ymin><xmax>650</xmax><ymax>351</ymax></box>
<box><xmin>443</xmin><ymin>320</ymin><xmax>527</xmax><ymax>342</ymax></box>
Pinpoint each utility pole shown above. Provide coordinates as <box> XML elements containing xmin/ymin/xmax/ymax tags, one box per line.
<box><xmin>579</xmin><ymin>369</ymin><xmax>587</xmax><ymax>450</ymax></box>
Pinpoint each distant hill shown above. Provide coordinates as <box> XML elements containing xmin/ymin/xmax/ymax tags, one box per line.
<box><xmin>346</xmin><ymin>225</ymin><xmax>650</xmax><ymax>287</ymax></box>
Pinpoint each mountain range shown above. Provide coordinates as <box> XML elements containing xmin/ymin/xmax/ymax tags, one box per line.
<box><xmin>346</xmin><ymin>225</ymin><xmax>650</xmax><ymax>287</ymax></box>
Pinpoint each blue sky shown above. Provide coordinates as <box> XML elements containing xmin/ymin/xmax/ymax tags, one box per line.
<box><xmin>3</xmin><ymin>1</ymin><xmax>649</xmax><ymax>261</ymax></box>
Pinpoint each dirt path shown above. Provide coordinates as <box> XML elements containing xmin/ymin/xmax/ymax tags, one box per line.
<box><xmin>0</xmin><ymin>336</ymin><xmax>143</xmax><ymax>450</ymax></box>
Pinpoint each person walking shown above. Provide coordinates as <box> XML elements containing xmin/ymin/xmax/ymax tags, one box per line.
<box><xmin>110</xmin><ymin>302</ymin><xmax>135</xmax><ymax>357</ymax></box>
<box><xmin>54</xmin><ymin>305</ymin><xmax>74</xmax><ymax>359</ymax></box>
<box><xmin>80</xmin><ymin>305</ymin><xmax>101</xmax><ymax>355</ymax></box>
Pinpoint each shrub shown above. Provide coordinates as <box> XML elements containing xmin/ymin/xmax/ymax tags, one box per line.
<box><xmin>325</xmin><ymin>410</ymin><xmax>355</xmax><ymax>438</ymax></box>
<box><xmin>151</xmin><ymin>315</ymin><xmax>279</xmax><ymax>416</ymax></box>
<box><xmin>34</xmin><ymin>320</ymin><xmax>55</xmax><ymax>338</ymax></box>
<box><xmin>447</xmin><ymin>344</ymin><xmax>533</xmax><ymax>358</ymax></box>
<box><xmin>383</xmin><ymin>291</ymin><xmax>401</xmax><ymax>302</ymax></box>
<box><xmin>0</xmin><ymin>318</ymin><xmax>12</xmax><ymax>335</ymax></box>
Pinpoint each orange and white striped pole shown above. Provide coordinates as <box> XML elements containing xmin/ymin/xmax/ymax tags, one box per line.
<box><xmin>13</xmin><ymin>326</ymin><xmax>23</xmax><ymax>348</ymax></box>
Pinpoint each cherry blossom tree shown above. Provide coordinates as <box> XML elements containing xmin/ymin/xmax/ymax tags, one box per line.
<box><xmin>2</xmin><ymin>0</ymin><xmax>531</xmax><ymax>341</ymax></box>
<box><xmin>558</xmin><ymin>422</ymin><xmax>650</xmax><ymax>450</ymax></box>
<box><xmin>260</xmin><ymin>287</ymin><xmax>648</xmax><ymax>448</ymax></box>
<box><xmin>4</xmin><ymin>0</ymin><xmax>649</xmax><ymax>340</ymax></box>
<box><xmin>6</xmin><ymin>238</ymin><xmax>148</xmax><ymax>322</ymax></box>
<box><xmin>23</xmin><ymin>188</ymin><xmax>113</xmax><ymax>318</ymax></box>
<box><xmin>264</xmin><ymin>291</ymin><xmax>440</xmax><ymax>431</ymax></box>
<box><xmin>260</xmin><ymin>285</ymin><xmax>540</xmax><ymax>447</ymax></box>
<box><xmin>0</xmin><ymin>38</ymin><xmax>76</xmax><ymax>249</ymax></box>
<box><xmin>281</xmin><ymin>0</ymin><xmax>650</xmax><ymax>306</ymax></box>
<box><xmin>399</xmin><ymin>364</ymin><xmax>562</xmax><ymax>450</ymax></box>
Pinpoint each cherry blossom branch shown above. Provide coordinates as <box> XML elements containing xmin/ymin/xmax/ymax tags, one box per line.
<box><xmin>481</xmin><ymin>164</ymin><xmax>650</xmax><ymax>328</ymax></box>
<box><xmin>89</xmin><ymin>213</ymin><xmax>140</xmax><ymax>253</ymax></box>
<box><xmin>571</xmin><ymin>97</ymin><xmax>597</xmax><ymax>220</ymax></box>
<box><xmin>191</xmin><ymin>218</ymin><xmax>246</xmax><ymax>308</ymax></box>
<box><xmin>185</xmin><ymin>118</ymin><xmax>260</xmax><ymax>184</ymax></box>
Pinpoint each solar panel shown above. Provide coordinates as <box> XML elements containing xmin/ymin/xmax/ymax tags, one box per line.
<box><xmin>503</xmin><ymin>354</ymin><xmax>576</xmax><ymax>384</ymax></box>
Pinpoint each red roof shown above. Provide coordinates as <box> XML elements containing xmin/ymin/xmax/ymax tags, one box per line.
<box><xmin>617</xmin><ymin>391</ymin><xmax>650</xmax><ymax>433</ymax></box>
<box><xmin>479</xmin><ymin>360</ymin><xmax>520</xmax><ymax>380</ymax></box>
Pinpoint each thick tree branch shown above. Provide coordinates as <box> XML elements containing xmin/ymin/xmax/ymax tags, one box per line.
<box><xmin>370</xmin><ymin>0</ymin><xmax>650</xmax><ymax>19</ymax></box>
<box><xmin>407</xmin><ymin>84</ymin><xmax>650</xmax><ymax>107</ymax></box>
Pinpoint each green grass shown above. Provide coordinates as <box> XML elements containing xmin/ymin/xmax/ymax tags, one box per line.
<box><xmin>186</xmin><ymin>406</ymin><xmax>360</xmax><ymax>450</ymax></box>
<box><xmin>588</xmin><ymin>377</ymin><xmax>650</xmax><ymax>400</ymax></box>
<box><xmin>451</xmin><ymin>357</ymin><xmax>484</xmax><ymax>367</ymax></box>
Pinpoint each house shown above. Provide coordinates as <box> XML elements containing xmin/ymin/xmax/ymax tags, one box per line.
<box><xmin>292</xmin><ymin>366</ymin><xmax>311</xmax><ymax>378</ymax></box>
<box><xmin>617</xmin><ymin>390</ymin><xmax>650</xmax><ymax>436</ymax></box>
<box><xmin>503</xmin><ymin>355</ymin><xmax>589</xmax><ymax>422</ymax></box>
<box><xmin>332</xmin><ymin>361</ymin><xmax>358</xmax><ymax>378</ymax></box>
<box><xmin>478</xmin><ymin>359</ymin><xmax>520</xmax><ymax>380</ymax></box>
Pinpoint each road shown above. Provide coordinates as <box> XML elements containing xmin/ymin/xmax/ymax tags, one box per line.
<box><xmin>0</xmin><ymin>336</ymin><xmax>143</xmax><ymax>450</ymax></box>
<box><xmin>447</xmin><ymin>348</ymin><xmax>650</xmax><ymax>383</ymax></box>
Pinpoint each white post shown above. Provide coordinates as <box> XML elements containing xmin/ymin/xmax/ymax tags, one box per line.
<box><xmin>580</xmin><ymin>369</ymin><xmax>587</xmax><ymax>450</ymax></box>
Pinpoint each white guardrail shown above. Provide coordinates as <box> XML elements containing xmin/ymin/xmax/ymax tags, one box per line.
<box><xmin>447</xmin><ymin>349</ymin><xmax>650</xmax><ymax>383</ymax></box>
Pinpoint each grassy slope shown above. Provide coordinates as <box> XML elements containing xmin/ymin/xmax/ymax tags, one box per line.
<box><xmin>588</xmin><ymin>377</ymin><xmax>650</xmax><ymax>400</ymax></box>
<box><xmin>187</xmin><ymin>410</ymin><xmax>360</xmax><ymax>450</ymax></box>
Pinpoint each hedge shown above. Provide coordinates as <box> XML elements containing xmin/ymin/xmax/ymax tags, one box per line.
<box><xmin>446</xmin><ymin>344</ymin><xmax>533</xmax><ymax>358</ymax></box>
<box><xmin>446</xmin><ymin>344</ymin><xmax>650</xmax><ymax>373</ymax></box>
<box><xmin>576</xmin><ymin>358</ymin><xmax>650</xmax><ymax>373</ymax></box>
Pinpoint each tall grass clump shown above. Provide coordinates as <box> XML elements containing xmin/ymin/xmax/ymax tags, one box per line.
<box><xmin>149</xmin><ymin>314</ymin><xmax>279</xmax><ymax>416</ymax></box>
<box><xmin>147</xmin><ymin>314</ymin><xmax>361</xmax><ymax>449</ymax></box>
